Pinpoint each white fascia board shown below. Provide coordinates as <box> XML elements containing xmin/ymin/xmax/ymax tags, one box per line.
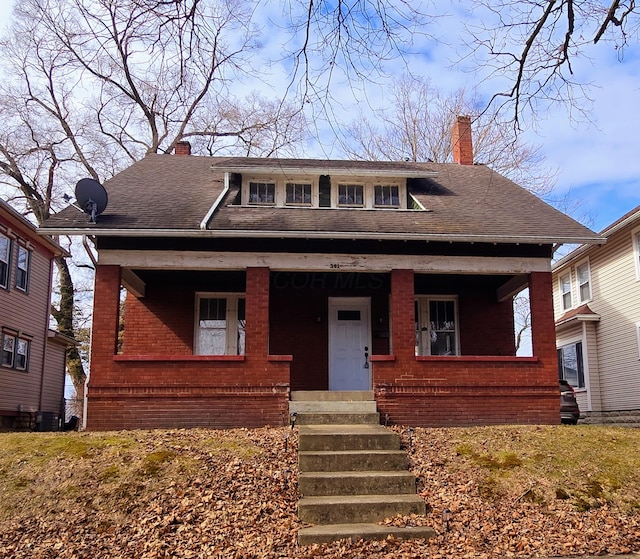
<box><xmin>220</xmin><ymin>165</ymin><xmax>438</xmax><ymax>178</ymax></box>
<box><xmin>101</xmin><ymin>249</ymin><xmax>551</xmax><ymax>274</ymax></box>
<box><xmin>39</xmin><ymin>227</ymin><xmax>603</xmax><ymax>246</ymax></box>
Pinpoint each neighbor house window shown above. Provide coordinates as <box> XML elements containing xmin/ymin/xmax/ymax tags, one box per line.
<box><xmin>249</xmin><ymin>182</ymin><xmax>275</xmax><ymax>204</ymax></box>
<box><xmin>0</xmin><ymin>233</ymin><xmax>10</xmax><ymax>289</ymax></box>
<box><xmin>558</xmin><ymin>341</ymin><xmax>585</xmax><ymax>389</ymax></box>
<box><xmin>559</xmin><ymin>273</ymin><xmax>572</xmax><ymax>311</ymax></box>
<box><xmin>415</xmin><ymin>297</ymin><xmax>459</xmax><ymax>356</ymax></box>
<box><xmin>195</xmin><ymin>294</ymin><xmax>245</xmax><ymax>355</ymax></box>
<box><xmin>634</xmin><ymin>230</ymin><xmax>640</xmax><ymax>281</ymax></box>
<box><xmin>15</xmin><ymin>245</ymin><xmax>30</xmax><ymax>292</ymax></box>
<box><xmin>338</xmin><ymin>184</ymin><xmax>364</xmax><ymax>207</ymax></box>
<box><xmin>374</xmin><ymin>185</ymin><xmax>400</xmax><ymax>207</ymax></box>
<box><xmin>576</xmin><ymin>261</ymin><xmax>591</xmax><ymax>303</ymax></box>
<box><xmin>286</xmin><ymin>183</ymin><xmax>312</xmax><ymax>205</ymax></box>
<box><xmin>1</xmin><ymin>333</ymin><xmax>29</xmax><ymax>371</ymax></box>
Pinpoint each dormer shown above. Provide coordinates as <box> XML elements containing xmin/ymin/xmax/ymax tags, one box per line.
<box><xmin>223</xmin><ymin>161</ymin><xmax>438</xmax><ymax>211</ymax></box>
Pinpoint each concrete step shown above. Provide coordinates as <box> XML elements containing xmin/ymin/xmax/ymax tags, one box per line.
<box><xmin>299</xmin><ymin>450</ymin><xmax>409</xmax><ymax>472</ymax></box>
<box><xmin>298</xmin><ymin>494</ymin><xmax>426</xmax><ymax>525</ymax></box>
<box><xmin>290</xmin><ymin>400</ymin><xmax>377</xmax><ymax>414</ymax></box>
<box><xmin>298</xmin><ymin>522</ymin><xmax>436</xmax><ymax>546</ymax></box>
<box><xmin>298</xmin><ymin>424</ymin><xmax>401</xmax><ymax>452</ymax></box>
<box><xmin>291</xmin><ymin>390</ymin><xmax>374</xmax><ymax>402</ymax></box>
<box><xmin>294</xmin><ymin>412</ymin><xmax>380</xmax><ymax>426</ymax></box>
<box><xmin>299</xmin><ymin>470</ymin><xmax>416</xmax><ymax>496</ymax></box>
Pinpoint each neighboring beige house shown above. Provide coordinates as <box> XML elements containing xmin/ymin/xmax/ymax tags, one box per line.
<box><xmin>552</xmin><ymin>205</ymin><xmax>640</xmax><ymax>424</ymax></box>
<box><xmin>0</xmin><ymin>199</ymin><xmax>73</xmax><ymax>430</ymax></box>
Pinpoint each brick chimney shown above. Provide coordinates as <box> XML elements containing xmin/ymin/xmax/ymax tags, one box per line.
<box><xmin>174</xmin><ymin>141</ymin><xmax>191</xmax><ymax>156</ymax></box>
<box><xmin>452</xmin><ymin>115</ymin><xmax>473</xmax><ymax>165</ymax></box>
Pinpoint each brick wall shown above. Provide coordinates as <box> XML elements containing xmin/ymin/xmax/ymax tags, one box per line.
<box><xmin>373</xmin><ymin>270</ymin><xmax>560</xmax><ymax>426</ymax></box>
<box><xmin>87</xmin><ymin>265</ymin><xmax>290</xmax><ymax>431</ymax></box>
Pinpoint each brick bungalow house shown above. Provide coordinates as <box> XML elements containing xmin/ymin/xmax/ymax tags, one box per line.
<box><xmin>1</xmin><ymin>199</ymin><xmax>74</xmax><ymax>430</ymax></box>
<box><xmin>40</xmin><ymin>117</ymin><xmax>602</xmax><ymax>430</ymax></box>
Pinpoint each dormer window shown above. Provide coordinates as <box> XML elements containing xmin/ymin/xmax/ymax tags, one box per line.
<box><xmin>240</xmin><ymin>174</ymin><xmax>409</xmax><ymax>209</ymax></box>
<box><xmin>249</xmin><ymin>182</ymin><xmax>275</xmax><ymax>204</ymax></box>
<box><xmin>374</xmin><ymin>185</ymin><xmax>400</xmax><ymax>207</ymax></box>
<box><xmin>338</xmin><ymin>184</ymin><xmax>364</xmax><ymax>207</ymax></box>
<box><xmin>286</xmin><ymin>183</ymin><xmax>312</xmax><ymax>205</ymax></box>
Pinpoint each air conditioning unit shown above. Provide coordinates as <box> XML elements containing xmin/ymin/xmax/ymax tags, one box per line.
<box><xmin>35</xmin><ymin>411</ymin><xmax>61</xmax><ymax>432</ymax></box>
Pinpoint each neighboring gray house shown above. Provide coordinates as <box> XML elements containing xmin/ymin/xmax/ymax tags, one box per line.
<box><xmin>0</xmin><ymin>199</ymin><xmax>73</xmax><ymax>430</ymax></box>
<box><xmin>553</xmin><ymin>205</ymin><xmax>640</xmax><ymax>424</ymax></box>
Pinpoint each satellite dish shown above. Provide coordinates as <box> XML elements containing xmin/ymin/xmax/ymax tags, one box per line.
<box><xmin>75</xmin><ymin>178</ymin><xmax>108</xmax><ymax>223</ymax></box>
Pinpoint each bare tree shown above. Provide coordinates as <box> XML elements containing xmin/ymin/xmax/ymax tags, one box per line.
<box><xmin>341</xmin><ymin>76</ymin><xmax>557</xmax><ymax>198</ymax></box>
<box><xmin>0</xmin><ymin>0</ymin><xmax>308</xmax><ymax>418</ymax></box>
<box><xmin>464</xmin><ymin>0</ymin><xmax>639</xmax><ymax>126</ymax></box>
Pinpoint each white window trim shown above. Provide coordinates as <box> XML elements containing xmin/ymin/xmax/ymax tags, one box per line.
<box><xmin>633</xmin><ymin>226</ymin><xmax>640</xmax><ymax>282</ymax></box>
<box><xmin>415</xmin><ymin>295</ymin><xmax>460</xmax><ymax>356</ymax></box>
<box><xmin>194</xmin><ymin>292</ymin><xmax>245</xmax><ymax>356</ymax></box>
<box><xmin>575</xmin><ymin>258</ymin><xmax>592</xmax><ymax>304</ymax></box>
<box><xmin>559</xmin><ymin>271</ymin><xmax>573</xmax><ymax>311</ymax></box>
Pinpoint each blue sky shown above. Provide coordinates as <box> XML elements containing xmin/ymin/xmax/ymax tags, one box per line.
<box><xmin>1</xmin><ymin>0</ymin><xmax>639</xmax><ymax>233</ymax></box>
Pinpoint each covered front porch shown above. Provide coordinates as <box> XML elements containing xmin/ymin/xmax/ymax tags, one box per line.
<box><xmin>86</xmin><ymin>258</ymin><xmax>559</xmax><ymax>429</ymax></box>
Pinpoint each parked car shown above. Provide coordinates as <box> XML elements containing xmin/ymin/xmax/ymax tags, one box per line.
<box><xmin>560</xmin><ymin>379</ymin><xmax>580</xmax><ymax>424</ymax></box>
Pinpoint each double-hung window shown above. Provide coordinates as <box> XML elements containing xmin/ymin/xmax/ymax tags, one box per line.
<box><xmin>559</xmin><ymin>273</ymin><xmax>572</xmax><ymax>311</ymax></box>
<box><xmin>415</xmin><ymin>296</ymin><xmax>459</xmax><ymax>356</ymax></box>
<box><xmin>558</xmin><ymin>341</ymin><xmax>585</xmax><ymax>389</ymax></box>
<box><xmin>195</xmin><ymin>294</ymin><xmax>245</xmax><ymax>355</ymax></box>
<box><xmin>576</xmin><ymin>261</ymin><xmax>591</xmax><ymax>303</ymax></box>
<box><xmin>0</xmin><ymin>233</ymin><xmax>10</xmax><ymax>289</ymax></box>
<box><xmin>15</xmin><ymin>245</ymin><xmax>30</xmax><ymax>292</ymax></box>
<box><xmin>1</xmin><ymin>333</ymin><xmax>29</xmax><ymax>371</ymax></box>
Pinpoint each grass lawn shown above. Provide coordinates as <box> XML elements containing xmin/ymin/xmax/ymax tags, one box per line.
<box><xmin>1</xmin><ymin>425</ymin><xmax>639</xmax><ymax>558</ymax></box>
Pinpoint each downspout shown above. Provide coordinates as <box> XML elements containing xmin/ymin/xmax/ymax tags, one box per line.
<box><xmin>82</xmin><ymin>235</ymin><xmax>98</xmax><ymax>431</ymax></box>
<box><xmin>200</xmin><ymin>172</ymin><xmax>230</xmax><ymax>230</ymax></box>
<box><xmin>39</xmin><ymin>257</ymin><xmax>55</xmax><ymax>415</ymax></box>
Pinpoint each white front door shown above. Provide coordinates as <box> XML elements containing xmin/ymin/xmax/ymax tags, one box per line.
<box><xmin>328</xmin><ymin>297</ymin><xmax>372</xmax><ymax>390</ymax></box>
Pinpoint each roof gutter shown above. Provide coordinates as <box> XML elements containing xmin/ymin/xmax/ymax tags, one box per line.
<box><xmin>36</xmin><ymin>226</ymin><xmax>605</xmax><ymax>246</ymax></box>
<box><xmin>200</xmin><ymin>171</ymin><xmax>230</xmax><ymax>230</ymax></box>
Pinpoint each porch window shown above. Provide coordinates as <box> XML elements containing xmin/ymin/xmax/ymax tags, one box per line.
<box><xmin>415</xmin><ymin>296</ymin><xmax>459</xmax><ymax>356</ymax></box>
<box><xmin>338</xmin><ymin>184</ymin><xmax>364</xmax><ymax>207</ymax></box>
<box><xmin>559</xmin><ymin>273</ymin><xmax>572</xmax><ymax>311</ymax></box>
<box><xmin>576</xmin><ymin>261</ymin><xmax>591</xmax><ymax>302</ymax></box>
<box><xmin>286</xmin><ymin>182</ymin><xmax>312</xmax><ymax>205</ymax></box>
<box><xmin>558</xmin><ymin>341</ymin><xmax>585</xmax><ymax>389</ymax></box>
<box><xmin>249</xmin><ymin>182</ymin><xmax>275</xmax><ymax>204</ymax></box>
<box><xmin>0</xmin><ymin>233</ymin><xmax>10</xmax><ymax>289</ymax></box>
<box><xmin>195</xmin><ymin>294</ymin><xmax>245</xmax><ymax>355</ymax></box>
<box><xmin>374</xmin><ymin>185</ymin><xmax>400</xmax><ymax>207</ymax></box>
<box><xmin>15</xmin><ymin>245</ymin><xmax>30</xmax><ymax>292</ymax></box>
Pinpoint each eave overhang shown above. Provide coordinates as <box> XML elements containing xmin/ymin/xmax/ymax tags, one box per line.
<box><xmin>220</xmin><ymin>164</ymin><xmax>439</xmax><ymax>178</ymax></box>
<box><xmin>37</xmin><ymin>227</ymin><xmax>604</xmax><ymax>246</ymax></box>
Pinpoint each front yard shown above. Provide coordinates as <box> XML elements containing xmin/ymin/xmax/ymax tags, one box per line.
<box><xmin>1</xmin><ymin>425</ymin><xmax>639</xmax><ymax>558</ymax></box>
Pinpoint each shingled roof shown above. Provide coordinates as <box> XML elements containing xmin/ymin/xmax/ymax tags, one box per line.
<box><xmin>40</xmin><ymin>154</ymin><xmax>601</xmax><ymax>245</ymax></box>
